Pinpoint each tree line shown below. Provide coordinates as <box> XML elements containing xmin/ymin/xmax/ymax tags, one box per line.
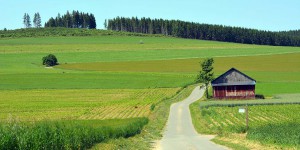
<box><xmin>279</xmin><ymin>30</ymin><xmax>300</xmax><ymax>38</ymax></box>
<box><xmin>23</xmin><ymin>13</ymin><xmax>42</xmax><ymax>28</ymax></box>
<box><xmin>107</xmin><ymin>17</ymin><xmax>300</xmax><ymax>46</ymax></box>
<box><xmin>44</xmin><ymin>10</ymin><xmax>96</xmax><ymax>29</ymax></box>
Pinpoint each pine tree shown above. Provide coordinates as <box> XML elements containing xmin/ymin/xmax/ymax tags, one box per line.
<box><xmin>104</xmin><ymin>19</ymin><xmax>107</xmax><ymax>29</ymax></box>
<box><xmin>89</xmin><ymin>14</ymin><xmax>96</xmax><ymax>29</ymax></box>
<box><xmin>33</xmin><ymin>13</ymin><xmax>37</xmax><ymax>27</ymax></box>
<box><xmin>44</xmin><ymin>10</ymin><xmax>97</xmax><ymax>29</ymax></box>
<box><xmin>23</xmin><ymin>13</ymin><xmax>27</xmax><ymax>28</ymax></box>
<box><xmin>36</xmin><ymin>12</ymin><xmax>42</xmax><ymax>28</ymax></box>
<box><xmin>32</xmin><ymin>12</ymin><xmax>41</xmax><ymax>28</ymax></box>
<box><xmin>26</xmin><ymin>13</ymin><xmax>31</xmax><ymax>28</ymax></box>
<box><xmin>23</xmin><ymin>13</ymin><xmax>31</xmax><ymax>28</ymax></box>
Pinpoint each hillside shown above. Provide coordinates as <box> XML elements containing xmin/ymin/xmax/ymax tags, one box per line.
<box><xmin>1</xmin><ymin>32</ymin><xmax>300</xmax><ymax>149</ymax></box>
<box><xmin>0</xmin><ymin>27</ymin><xmax>164</xmax><ymax>38</ymax></box>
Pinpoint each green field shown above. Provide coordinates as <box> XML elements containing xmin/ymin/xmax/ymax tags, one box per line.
<box><xmin>191</xmin><ymin>101</ymin><xmax>300</xmax><ymax>149</ymax></box>
<box><xmin>1</xmin><ymin>30</ymin><xmax>300</xmax><ymax>149</ymax></box>
<box><xmin>0</xmin><ymin>88</ymin><xmax>179</xmax><ymax>122</ymax></box>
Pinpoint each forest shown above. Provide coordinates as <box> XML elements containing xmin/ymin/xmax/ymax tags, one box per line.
<box><xmin>107</xmin><ymin>17</ymin><xmax>300</xmax><ymax>46</ymax></box>
<box><xmin>44</xmin><ymin>10</ymin><xmax>96</xmax><ymax>29</ymax></box>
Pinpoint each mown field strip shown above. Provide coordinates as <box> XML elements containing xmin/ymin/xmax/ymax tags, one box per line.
<box><xmin>57</xmin><ymin>52</ymin><xmax>300</xmax><ymax>72</ymax></box>
<box><xmin>0</xmin><ymin>88</ymin><xmax>179</xmax><ymax>121</ymax></box>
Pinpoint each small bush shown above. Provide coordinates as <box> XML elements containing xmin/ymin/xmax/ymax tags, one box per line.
<box><xmin>255</xmin><ymin>94</ymin><xmax>265</xmax><ymax>99</ymax></box>
<box><xmin>150</xmin><ymin>104</ymin><xmax>155</xmax><ymax>111</ymax></box>
<box><xmin>42</xmin><ymin>54</ymin><xmax>58</xmax><ymax>66</ymax></box>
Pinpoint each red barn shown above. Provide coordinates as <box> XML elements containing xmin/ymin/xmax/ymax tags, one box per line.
<box><xmin>211</xmin><ymin>68</ymin><xmax>256</xmax><ymax>99</ymax></box>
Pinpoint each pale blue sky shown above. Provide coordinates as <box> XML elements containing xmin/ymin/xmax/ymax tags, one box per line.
<box><xmin>1</xmin><ymin>0</ymin><xmax>300</xmax><ymax>31</ymax></box>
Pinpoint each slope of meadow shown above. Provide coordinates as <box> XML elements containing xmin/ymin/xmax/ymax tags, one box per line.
<box><xmin>1</xmin><ymin>30</ymin><xmax>300</xmax><ymax>149</ymax></box>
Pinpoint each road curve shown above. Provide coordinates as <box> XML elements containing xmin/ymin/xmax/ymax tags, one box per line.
<box><xmin>155</xmin><ymin>86</ymin><xmax>226</xmax><ymax>150</ymax></box>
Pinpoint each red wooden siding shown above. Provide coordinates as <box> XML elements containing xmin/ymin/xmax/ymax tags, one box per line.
<box><xmin>213</xmin><ymin>85</ymin><xmax>255</xmax><ymax>99</ymax></box>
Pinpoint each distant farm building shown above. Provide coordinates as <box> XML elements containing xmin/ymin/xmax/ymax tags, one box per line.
<box><xmin>211</xmin><ymin>68</ymin><xmax>256</xmax><ymax>99</ymax></box>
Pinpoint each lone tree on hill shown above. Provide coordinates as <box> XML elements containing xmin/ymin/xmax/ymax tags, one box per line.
<box><xmin>196</xmin><ymin>58</ymin><xmax>214</xmax><ymax>99</ymax></box>
<box><xmin>42</xmin><ymin>54</ymin><xmax>58</xmax><ymax>67</ymax></box>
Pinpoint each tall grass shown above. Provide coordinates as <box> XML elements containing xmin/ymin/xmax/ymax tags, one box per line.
<box><xmin>0</xmin><ymin>118</ymin><xmax>148</xmax><ymax>150</ymax></box>
<box><xmin>247</xmin><ymin>122</ymin><xmax>300</xmax><ymax>147</ymax></box>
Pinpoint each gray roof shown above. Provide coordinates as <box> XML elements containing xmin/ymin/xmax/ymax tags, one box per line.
<box><xmin>211</xmin><ymin>68</ymin><xmax>256</xmax><ymax>86</ymax></box>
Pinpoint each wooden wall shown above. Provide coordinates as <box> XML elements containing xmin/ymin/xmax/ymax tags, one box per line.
<box><xmin>213</xmin><ymin>85</ymin><xmax>255</xmax><ymax>99</ymax></box>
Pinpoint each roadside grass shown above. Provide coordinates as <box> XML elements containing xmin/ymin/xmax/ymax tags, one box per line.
<box><xmin>0</xmin><ymin>88</ymin><xmax>179</xmax><ymax>121</ymax></box>
<box><xmin>91</xmin><ymin>84</ymin><xmax>198</xmax><ymax>149</ymax></box>
<box><xmin>0</xmin><ymin>118</ymin><xmax>148</xmax><ymax>150</ymax></box>
<box><xmin>212</xmin><ymin>133</ymin><xmax>281</xmax><ymax>150</ymax></box>
<box><xmin>199</xmin><ymin>94</ymin><xmax>300</xmax><ymax>108</ymax></box>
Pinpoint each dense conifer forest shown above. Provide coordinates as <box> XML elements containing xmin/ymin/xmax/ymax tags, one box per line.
<box><xmin>45</xmin><ymin>10</ymin><xmax>96</xmax><ymax>29</ymax></box>
<box><xmin>107</xmin><ymin>17</ymin><xmax>300</xmax><ymax>46</ymax></box>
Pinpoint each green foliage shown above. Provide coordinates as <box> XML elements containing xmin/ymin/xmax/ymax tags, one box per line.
<box><xmin>23</xmin><ymin>13</ymin><xmax>31</xmax><ymax>28</ymax></box>
<box><xmin>150</xmin><ymin>104</ymin><xmax>155</xmax><ymax>111</ymax></box>
<box><xmin>196</xmin><ymin>58</ymin><xmax>214</xmax><ymax>98</ymax></box>
<box><xmin>247</xmin><ymin>122</ymin><xmax>300</xmax><ymax>147</ymax></box>
<box><xmin>0</xmin><ymin>118</ymin><xmax>148</xmax><ymax>150</ymax></box>
<box><xmin>42</xmin><ymin>54</ymin><xmax>58</xmax><ymax>66</ymax></box>
<box><xmin>33</xmin><ymin>12</ymin><xmax>42</xmax><ymax>28</ymax></box>
<box><xmin>45</xmin><ymin>10</ymin><xmax>96</xmax><ymax>29</ymax></box>
<box><xmin>108</xmin><ymin>17</ymin><xmax>300</xmax><ymax>46</ymax></box>
<box><xmin>255</xmin><ymin>94</ymin><xmax>265</xmax><ymax>99</ymax></box>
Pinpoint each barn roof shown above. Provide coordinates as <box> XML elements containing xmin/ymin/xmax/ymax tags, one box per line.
<box><xmin>211</xmin><ymin>68</ymin><xmax>256</xmax><ymax>86</ymax></box>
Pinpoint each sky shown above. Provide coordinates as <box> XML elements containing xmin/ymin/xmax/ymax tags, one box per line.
<box><xmin>0</xmin><ymin>0</ymin><xmax>300</xmax><ymax>31</ymax></box>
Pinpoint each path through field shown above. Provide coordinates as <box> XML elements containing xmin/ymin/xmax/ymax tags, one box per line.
<box><xmin>155</xmin><ymin>86</ymin><xmax>226</xmax><ymax>150</ymax></box>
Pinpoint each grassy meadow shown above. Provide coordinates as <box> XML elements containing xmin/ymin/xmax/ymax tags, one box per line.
<box><xmin>1</xmin><ymin>29</ymin><xmax>300</xmax><ymax>149</ymax></box>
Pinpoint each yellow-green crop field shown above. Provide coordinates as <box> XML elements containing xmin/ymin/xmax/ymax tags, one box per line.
<box><xmin>0</xmin><ymin>88</ymin><xmax>178</xmax><ymax>122</ymax></box>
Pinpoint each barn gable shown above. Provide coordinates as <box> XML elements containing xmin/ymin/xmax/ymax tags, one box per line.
<box><xmin>211</xmin><ymin>68</ymin><xmax>256</xmax><ymax>86</ymax></box>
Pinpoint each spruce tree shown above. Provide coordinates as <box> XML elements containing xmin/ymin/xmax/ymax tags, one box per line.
<box><xmin>23</xmin><ymin>13</ymin><xmax>27</xmax><ymax>28</ymax></box>
<box><xmin>26</xmin><ymin>13</ymin><xmax>31</xmax><ymax>28</ymax></box>
<box><xmin>36</xmin><ymin>12</ymin><xmax>42</xmax><ymax>28</ymax></box>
